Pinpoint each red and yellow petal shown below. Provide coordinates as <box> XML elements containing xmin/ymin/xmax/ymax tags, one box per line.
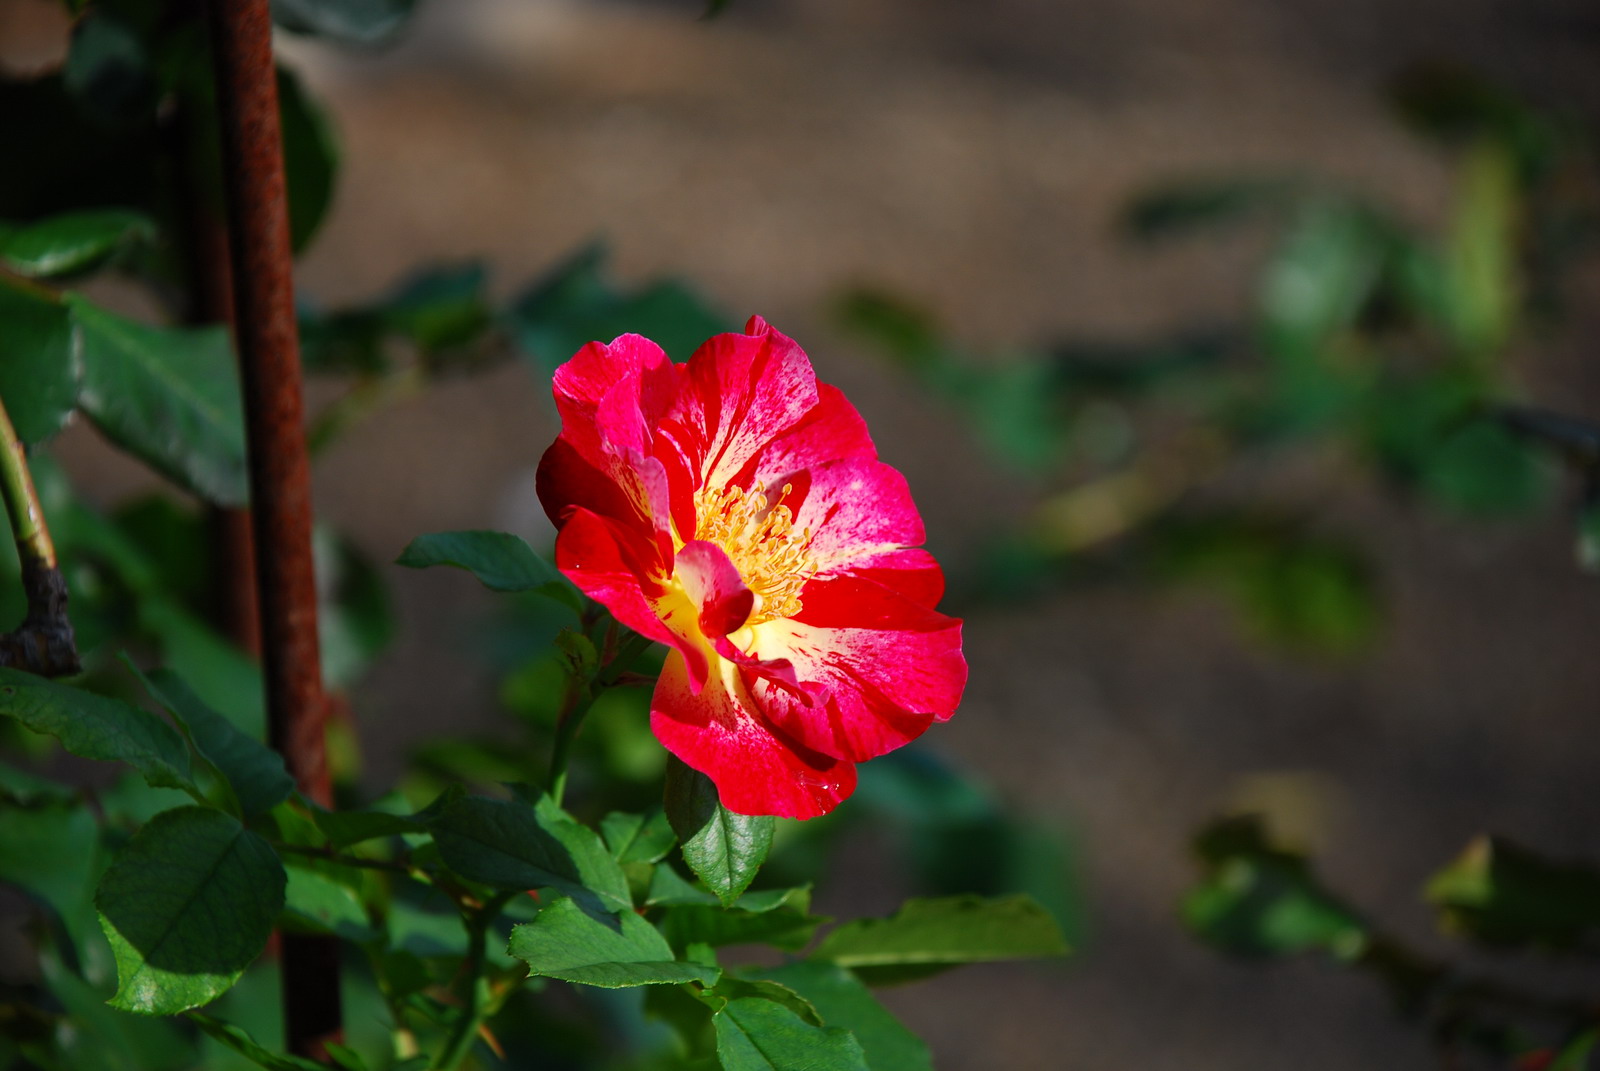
<box><xmin>650</xmin><ymin>649</ymin><xmax>856</xmax><ymax>819</ymax></box>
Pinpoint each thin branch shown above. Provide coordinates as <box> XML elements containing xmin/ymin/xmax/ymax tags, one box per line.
<box><xmin>0</xmin><ymin>394</ymin><xmax>79</xmax><ymax>677</ymax></box>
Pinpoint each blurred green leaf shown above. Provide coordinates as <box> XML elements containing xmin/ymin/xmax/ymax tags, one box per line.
<box><xmin>428</xmin><ymin>794</ymin><xmax>630</xmax><ymax>912</ymax></box>
<box><xmin>396</xmin><ymin>530</ymin><xmax>582</xmax><ymax>612</ymax></box>
<box><xmin>0</xmin><ymin>279</ymin><xmax>76</xmax><ymax>443</ymax></box>
<box><xmin>96</xmin><ymin>806</ymin><xmax>284</xmax><ymax>1014</ymax></box>
<box><xmin>1419</xmin><ymin>419</ymin><xmax>1552</xmax><ymax>516</ymax></box>
<box><xmin>314</xmin><ymin>526</ymin><xmax>394</xmax><ymax>689</ymax></box>
<box><xmin>665</xmin><ymin>758</ymin><xmax>774</xmax><ymax>907</ymax></box>
<box><xmin>508</xmin><ymin>896</ymin><xmax>719</xmax><ymax>988</ymax></box>
<box><xmin>382</xmin><ymin>261</ymin><xmax>492</xmax><ymax>353</ymax></box>
<box><xmin>69</xmin><ymin>296</ymin><xmax>249</xmax><ymax>506</ymax></box>
<box><xmin>0</xmin><ymin>668</ymin><xmax>196</xmax><ymax>795</ymax></box>
<box><xmin>0</xmin><ymin>209</ymin><xmax>154</xmax><ymax>278</ymax></box>
<box><xmin>0</xmin><ymin>797</ymin><xmax>99</xmax><ymax>933</ymax></box>
<box><xmin>1441</xmin><ymin>142</ymin><xmax>1519</xmax><ymax>356</ymax></box>
<box><xmin>1426</xmin><ymin>836</ymin><xmax>1600</xmax><ymax>950</ymax></box>
<box><xmin>277</xmin><ymin>65</ymin><xmax>339</xmax><ymax>252</ymax></box>
<box><xmin>712</xmin><ymin>995</ymin><xmax>870</xmax><ymax>1071</ymax></box>
<box><xmin>812</xmin><ymin>894</ymin><xmax>1068</xmax><ymax>986</ymax></box>
<box><xmin>132</xmin><ymin>666</ymin><xmax>293</xmax><ymax>818</ymax></box>
<box><xmin>1121</xmin><ymin>178</ymin><xmax>1294</xmax><ymax>240</ymax></box>
<box><xmin>1578</xmin><ymin>499</ymin><xmax>1600</xmax><ymax>574</ymax></box>
<box><xmin>510</xmin><ymin>242</ymin><xmax>727</xmax><ymax>371</ymax></box>
<box><xmin>271</xmin><ymin>0</ymin><xmax>419</xmax><ymax>45</ymax></box>
<box><xmin>747</xmin><ymin>961</ymin><xmax>932</xmax><ymax>1071</ymax></box>
<box><xmin>1183</xmin><ymin>815</ymin><xmax>1367</xmax><ymax>960</ymax></box>
<box><xmin>64</xmin><ymin>12</ymin><xmax>156</xmax><ymax>126</ymax></box>
<box><xmin>281</xmin><ymin>865</ymin><xmax>378</xmax><ymax>942</ymax></box>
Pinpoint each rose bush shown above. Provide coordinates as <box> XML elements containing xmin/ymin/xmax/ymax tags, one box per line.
<box><xmin>537</xmin><ymin>316</ymin><xmax>966</xmax><ymax>817</ymax></box>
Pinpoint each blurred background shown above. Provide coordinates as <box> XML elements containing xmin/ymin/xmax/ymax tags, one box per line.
<box><xmin>8</xmin><ymin>0</ymin><xmax>1600</xmax><ymax>1065</ymax></box>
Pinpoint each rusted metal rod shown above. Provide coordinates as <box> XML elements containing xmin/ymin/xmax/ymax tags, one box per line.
<box><xmin>205</xmin><ymin>0</ymin><xmax>341</xmax><ymax>1058</ymax></box>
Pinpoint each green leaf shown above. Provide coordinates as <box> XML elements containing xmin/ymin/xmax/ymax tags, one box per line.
<box><xmin>601</xmin><ymin>807</ymin><xmax>677</xmax><ymax>864</ymax></box>
<box><xmin>0</xmin><ymin>668</ymin><xmax>194</xmax><ymax>794</ymax></box>
<box><xmin>96</xmin><ymin>807</ymin><xmax>285</xmax><ymax>1014</ymax></box>
<box><xmin>380</xmin><ymin>261</ymin><xmax>492</xmax><ymax>353</ymax></box>
<box><xmin>277</xmin><ymin>65</ymin><xmax>339</xmax><ymax>252</ymax></box>
<box><xmin>314</xmin><ymin>525</ymin><xmax>395</xmax><ymax>690</ymax></box>
<box><xmin>703</xmin><ymin>977</ymin><xmax>821</xmax><ymax>1026</ymax></box>
<box><xmin>63</xmin><ymin>12</ymin><xmax>156</xmax><ymax>126</ymax></box>
<box><xmin>1183</xmin><ymin>816</ymin><xmax>1367</xmax><ymax>961</ymax></box>
<box><xmin>0</xmin><ymin>209</ymin><xmax>154</xmax><ymax>278</ymax></box>
<box><xmin>1426</xmin><ymin>836</ymin><xmax>1600</xmax><ymax>949</ymax></box>
<box><xmin>1419</xmin><ymin>420</ymin><xmax>1552</xmax><ymax>516</ymax></box>
<box><xmin>747</xmin><ymin>962</ymin><xmax>932</xmax><ymax>1071</ymax></box>
<box><xmin>189</xmin><ymin>1013</ymin><xmax>326</xmax><ymax>1071</ymax></box>
<box><xmin>395</xmin><ymin>530</ymin><xmax>581</xmax><ymax>611</ymax></box>
<box><xmin>311</xmin><ymin>806</ymin><xmax>426</xmax><ymax>848</ymax></box>
<box><xmin>508</xmin><ymin>896</ymin><xmax>719</xmax><ymax>988</ymax></box>
<box><xmin>133</xmin><ymin>666</ymin><xmax>294</xmax><ymax>817</ymax></box>
<box><xmin>665</xmin><ymin>757</ymin><xmax>774</xmax><ymax>907</ymax></box>
<box><xmin>812</xmin><ymin>894</ymin><xmax>1069</xmax><ymax>986</ymax></box>
<box><xmin>510</xmin><ymin>242</ymin><xmax>727</xmax><ymax>371</ymax></box>
<box><xmin>1121</xmin><ymin>178</ymin><xmax>1295</xmax><ymax>240</ymax></box>
<box><xmin>1441</xmin><ymin>141</ymin><xmax>1518</xmax><ymax>356</ymax></box>
<box><xmin>0</xmin><ymin>279</ymin><xmax>76</xmax><ymax>444</ymax></box>
<box><xmin>712</xmin><ymin>996</ymin><xmax>870</xmax><ymax>1071</ymax></box>
<box><xmin>69</xmin><ymin>296</ymin><xmax>248</xmax><ymax>506</ymax></box>
<box><xmin>1550</xmin><ymin>1029</ymin><xmax>1600</xmax><ymax>1071</ymax></box>
<box><xmin>271</xmin><ymin>0</ymin><xmax>419</xmax><ymax>45</ymax></box>
<box><xmin>428</xmin><ymin>794</ymin><xmax>630</xmax><ymax>912</ymax></box>
<box><xmin>0</xmin><ymin>797</ymin><xmax>99</xmax><ymax>932</ymax></box>
<box><xmin>658</xmin><ymin>901</ymin><xmax>824</xmax><ymax>953</ymax></box>
<box><xmin>282</xmin><ymin>865</ymin><xmax>378</xmax><ymax>942</ymax></box>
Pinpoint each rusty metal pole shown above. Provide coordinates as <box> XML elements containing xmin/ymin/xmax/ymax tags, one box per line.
<box><xmin>205</xmin><ymin>0</ymin><xmax>341</xmax><ymax>1058</ymax></box>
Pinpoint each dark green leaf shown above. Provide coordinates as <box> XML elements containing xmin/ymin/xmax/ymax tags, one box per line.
<box><xmin>1426</xmin><ymin>836</ymin><xmax>1600</xmax><ymax>950</ymax></box>
<box><xmin>747</xmin><ymin>962</ymin><xmax>932</xmax><ymax>1071</ymax></box>
<box><xmin>1121</xmin><ymin>178</ymin><xmax>1295</xmax><ymax>240</ymax></box>
<box><xmin>189</xmin><ymin>1014</ymin><xmax>326</xmax><ymax>1071</ymax></box>
<box><xmin>428</xmin><ymin>794</ymin><xmax>630</xmax><ymax>912</ymax></box>
<box><xmin>0</xmin><ymin>668</ymin><xmax>195</xmax><ymax>794</ymax></box>
<box><xmin>64</xmin><ymin>12</ymin><xmax>156</xmax><ymax>126</ymax></box>
<box><xmin>0</xmin><ymin>209</ymin><xmax>154</xmax><ymax>278</ymax></box>
<box><xmin>510</xmin><ymin>242</ymin><xmax>727</xmax><ymax>371</ymax></box>
<box><xmin>311</xmin><ymin>806</ymin><xmax>426</xmax><ymax>848</ymax></box>
<box><xmin>508</xmin><ymin>896</ymin><xmax>719</xmax><ymax>988</ymax></box>
<box><xmin>96</xmin><ymin>807</ymin><xmax>285</xmax><ymax>1014</ymax></box>
<box><xmin>1420</xmin><ymin>420</ymin><xmax>1552</xmax><ymax>516</ymax></box>
<box><xmin>396</xmin><ymin>530</ymin><xmax>581</xmax><ymax>611</ymax></box>
<box><xmin>281</xmin><ymin>865</ymin><xmax>378</xmax><ymax>942</ymax></box>
<box><xmin>812</xmin><ymin>894</ymin><xmax>1069</xmax><ymax>986</ymax></box>
<box><xmin>314</xmin><ymin>526</ymin><xmax>395</xmax><ymax>689</ymax></box>
<box><xmin>665</xmin><ymin>758</ymin><xmax>775</xmax><ymax>907</ymax></box>
<box><xmin>658</xmin><ymin>901</ymin><xmax>824</xmax><ymax>953</ymax></box>
<box><xmin>70</xmin><ymin>296</ymin><xmax>249</xmax><ymax>506</ymax></box>
<box><xmin>380</xmin><ymin>261</ymin><xmax>492</xmax><ymax>353</ymax></box>
<box><xmin>1550</xmin><ymin>1030</ymin><xmax>1600</xmax><ymax>1071</ymax></box>
<box><xmin>133</xmin><ymin>666</ymin><xmax>293</xmax><ymax>817</ymax></box>
<box><xmin>712</xmin><ymin>996</ymin><xmax>870</xmax><ymax>1071</ymax></box>
<box><xmin>703</xmin><ymin>977</ymin><xmax>821</xmax><ymax>1026</ymax></box>
<box><xmin>271</xmin><ymin>0</ymin><xmax>418</xmax><ymax>45</ymax></box>
<box><xmin>0</xmin><ymin>279</ymin><xmax>75</xmax><ymax>443</ymax></box>
<box><xmin>1183</xmin><ymin>815</ymin><xmax>1367</xmax><ymax>960</ymax></box>
<box><xmin>277</xmin><ymin>65</ymin><xmax>339</xmax><ymax>252</ymax></box>
<box><xmin>602</xmin><ymin>807</ymin><xmax>677</xmax><ymax>864</ymax></box>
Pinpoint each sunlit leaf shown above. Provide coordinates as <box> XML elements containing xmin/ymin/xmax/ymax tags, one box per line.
<box><xmin>508</xmin><ymin>896</ymin><xmax>719</xmax><ymax>988</ymax></box>
<box><xmin>96</xmin><ymin>807</ymin><xmax>284</xmax><ymax>1014</ymax></box>
<box><xmin>812</xmin><ymin>894</ymin><xmax>1068</xmax><ymax>986</ymax></box>
<box><xmin>665</xmin><ymin>758</ymin><xmax>774</xmax><ymax>907</ymax></box>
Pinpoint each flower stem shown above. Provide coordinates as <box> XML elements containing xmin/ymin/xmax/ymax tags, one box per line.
<box><xmin>431</xmin><ymin>891</ymin><xmax>515</xmax><ymax>1071</ymax></box>
<box><xmin>0</xmin><ymin>394</ymin><xmax>79</xmax><ymax>677</ymax></box>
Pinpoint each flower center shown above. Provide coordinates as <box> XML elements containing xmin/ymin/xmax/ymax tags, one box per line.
<box><xmin>693</xmin><ymin>481</ymin><xmax>815</xmax><ymax>624</ymax></box>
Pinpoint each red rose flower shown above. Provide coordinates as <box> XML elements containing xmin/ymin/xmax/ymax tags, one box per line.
<box><xmin>536</xmin><ymin>317</ymin><xmax>966</xmax><ymax>818</ymax></box>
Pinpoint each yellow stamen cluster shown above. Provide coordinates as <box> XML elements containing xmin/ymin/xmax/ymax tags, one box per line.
<box><xmin>693</xmin><ymin>481</ymin><xmax>815</xmax><ymax>624</ymax></box>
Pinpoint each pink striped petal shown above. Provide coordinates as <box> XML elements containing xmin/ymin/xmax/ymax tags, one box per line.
<box><xmin>650</xmin><ymin>650</ymin><xmax>856</xmax><ymax>819</ymax></box>
<box><xmin>675</xmin><ymin>540</ymin><xmax>754</xmax><ymax>638</ymax></box>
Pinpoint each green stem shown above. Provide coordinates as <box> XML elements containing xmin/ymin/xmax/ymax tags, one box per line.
<box><xmin>431</xmin><ymin>891</ymin><xmax>515</xmax><ymax>1071</ymax></box>
<box><xmin>0</xmin><ymin>395</ymin><xmax>54</xmax><ymax>571</ymax></box>
<box><xmin>547</xmin><ymin>632</ymin><xmax>655</xmax><ymax>807</ymax></box>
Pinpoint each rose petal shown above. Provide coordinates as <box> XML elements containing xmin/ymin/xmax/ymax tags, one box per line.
<box><xmin>650</xmin><ymin>650</ymin><xmax>856</xmax><ymax>820</ymax></box>
<box><xmin>675</xmin><ymin>540</ymin><xmax>754</xmax><ymax>638</ymax></box>
<box><xmin>749</xmin><ymin>575</ymin><xmax>965</xmax><ymax>761</ymax></box>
